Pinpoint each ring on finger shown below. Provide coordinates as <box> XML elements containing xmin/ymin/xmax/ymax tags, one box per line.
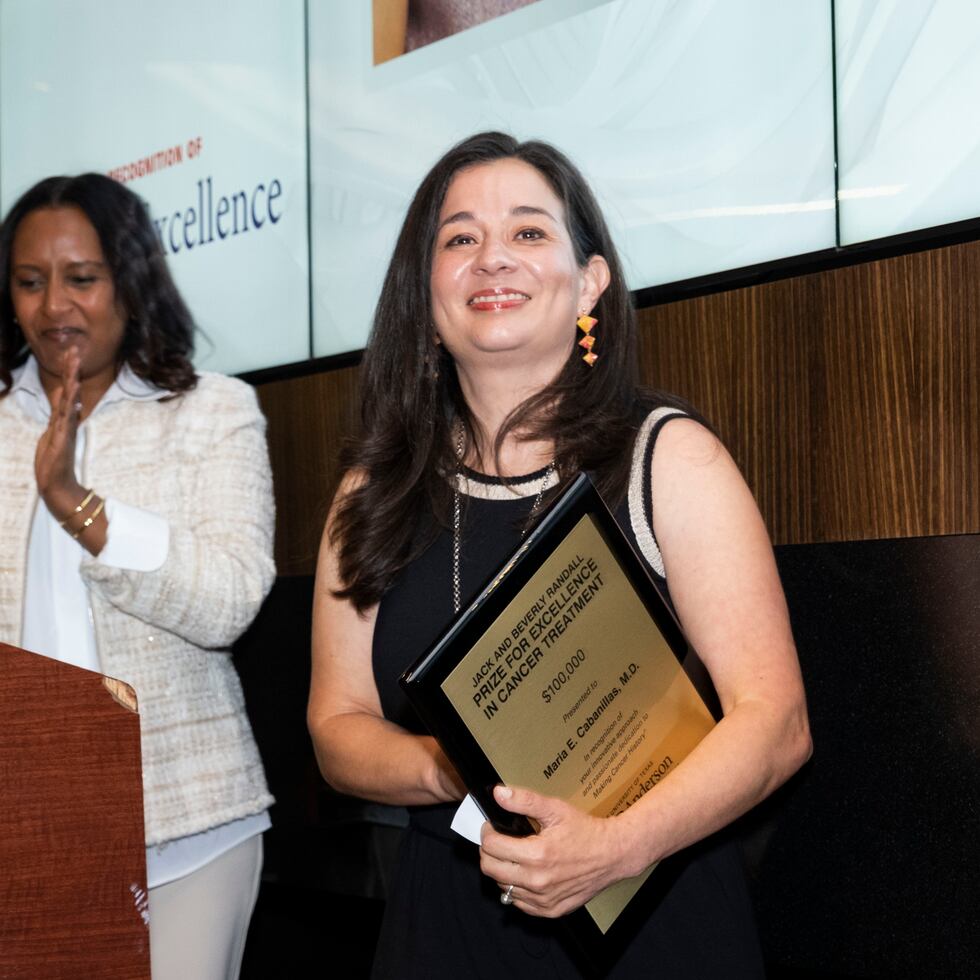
<box><xmin>500</xmin><ymin>884</ymin><xmax>515</xmax><ymax>906</ymax></box>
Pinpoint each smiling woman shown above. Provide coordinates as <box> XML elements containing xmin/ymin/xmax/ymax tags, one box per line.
<box><xmin>0</xmin><ymin>174</ymin><xmax>275</xmax><ymax>980</ymax></box>
<box><xmin>308</xmin><ymin>132</ymin><xmax>811</xmax><ymax>979</ymax></box>
<box><xmin>429</xmin><ymin>158</ymin><xmax>608</xmax><ymax>386</ymax></box>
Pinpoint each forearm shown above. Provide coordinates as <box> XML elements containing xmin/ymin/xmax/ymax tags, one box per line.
<box><xmin>311</xmin><ymin>710</ymin><xmax>463</xmax><ymax>807</ymax></box>
<box><xmin>623</xmin><ymin>419</ymin><xmax>813</xmax><ymax>872</ymax></box>
<box><xmin>82</xmin><ymin>524</ymin><xmax>274</xmax><ymax>648</ymax></box>
<box><xmin>614</xmin><ymin>695</ymin><xmax>811</xmax><ymax>876</ymax></box>
<box><xmin>80</xmin><ymin>385</ymin><xmax>276</xmax><ymax>647</ymax></box>
<box><xmin>479</xmin><ymin>692</ymin><xmax>811</xmax><ymax>919</ymax></box>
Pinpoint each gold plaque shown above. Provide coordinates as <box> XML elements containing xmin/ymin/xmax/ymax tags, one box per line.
<box><xmin>402</xmin><ymin>474</ymin><xmax>717</xmax><ymax>938</ymax></box>
<box><xmin>439</xmin><ymin>513</ymin><xmax>715</xmax><ymax>932</ymax></box>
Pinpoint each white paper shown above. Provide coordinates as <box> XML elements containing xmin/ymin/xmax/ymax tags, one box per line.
<box><xmin>450</xmin><ymin>793</ymin><xmax>487</xmax><ymax>845</ymax></box>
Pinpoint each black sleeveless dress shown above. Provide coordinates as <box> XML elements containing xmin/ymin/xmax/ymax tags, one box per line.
<box><xmin>370</xmin><ymin>419</ymin><xmax>765</xmax><ymax>979</ymax></box>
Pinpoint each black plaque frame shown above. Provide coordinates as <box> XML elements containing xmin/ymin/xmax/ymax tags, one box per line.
<box><xmin>400</xmin><ymin>472</ymin><xmax>721</xmax><ymax>953</ymax></box>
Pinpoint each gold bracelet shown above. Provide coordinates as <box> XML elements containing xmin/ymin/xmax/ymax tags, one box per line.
<box><xmin>72</xmin><ymin>497</ymin><xmax>105</xmax><ymax>540</ymax></box>
<box><xmin>60</xmin><ymin>488</ymin><xmax>96</xmax><ymax>527</ymax></box>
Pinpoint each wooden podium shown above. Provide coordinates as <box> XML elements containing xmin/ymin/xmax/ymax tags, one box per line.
<box><xmin>0</xmin><ymin>643</ymin><xmax>150</xmax><ymax>979</ymax></box>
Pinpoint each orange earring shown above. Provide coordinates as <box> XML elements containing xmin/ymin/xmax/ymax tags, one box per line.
<box><xmin>577</xmin><ymin>313</ymin><xmax>598</xmax><ymax>366</ymax></box>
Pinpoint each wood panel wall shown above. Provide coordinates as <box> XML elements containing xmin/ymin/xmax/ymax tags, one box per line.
<box><xmin>256</xmin><ymin>365</ymin><xmax>360</xmax><ymax>576</ymax></box>
<box><xmin>257</xmin><ymin>240</ymin><xmax>980</xmax><ymax>576</ymax></box>
<box><xmin>638</xmin><ymin>241</ymin><xmax>979</xmax><ymax>546</ymax></box>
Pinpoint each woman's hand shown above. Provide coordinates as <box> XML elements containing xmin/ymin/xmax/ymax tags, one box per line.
<box><xmin>479</xmin><ymin>784</ymin><xmax>636</xmax><ymax>917</ymax></box>
<box><xmin>33</xmin><ymin>347</ymin><xmax>109</xmax><ymax>554</ymax></box>
<box><xmin>35</xmin><ymin>347</ymin><xmax>86</xmax><ymax>517</ymax></box>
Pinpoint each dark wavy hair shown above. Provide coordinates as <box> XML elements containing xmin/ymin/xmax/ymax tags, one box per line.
<box><xmin>0</xmin><ymin>173</ymin><xmax>196</xmax><ymax>395</ymax></box>
<box><xmin>334</xmin><ymin>131</ymin><xmax>688</xmax><ymax>611</ymax></box>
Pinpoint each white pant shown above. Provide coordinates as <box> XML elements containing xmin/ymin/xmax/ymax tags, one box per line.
<box><xmin>147</xmin><ymin>834</ymin><xmax>263</xmax><ymax>980</ymax></box>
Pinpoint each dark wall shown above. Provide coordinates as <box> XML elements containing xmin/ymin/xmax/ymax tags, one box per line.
<box><xmin>758</xmin><ymin>533</ymin><xmax>980</xmax><ymax>977</ymax></box>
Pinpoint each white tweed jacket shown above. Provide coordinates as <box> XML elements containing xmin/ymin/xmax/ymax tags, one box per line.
<box><xmin>0</xmin><ymin>371</ymin><xmax>276</xmax><ymax>845</ymax></box>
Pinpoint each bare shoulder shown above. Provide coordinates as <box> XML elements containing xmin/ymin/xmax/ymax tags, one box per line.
<box><xmin>316</xmin><ymin>466</ymin><xmax>375</xmax><ymax>609</ymax></box>
<box><xmin>648</xmin><ymin>415</ymin><xmax>746</xmax><ymax>509</ymax></box>
<box><xmin>319</xmin><ymin>467</ymin><xmax>367</xmax><ymax>547</ymax></box>
<box><xmin>652</xmin><ymin>415</ymin><xmax>725</xmax><ymax>467</ymax></box>
<box><xmin>335</xmin><ymin>466</ymin><xmax>368</xmax><ymax>498</ymax></box>
<box><xmin>311</xmin><ymin>465</ymin><xmax>380</xmax><ymax>718</ymax></box>
<box><xmin>648</xmin><ymin>415</ymin><xmax>775</xmax><ymax>591</ymax></box>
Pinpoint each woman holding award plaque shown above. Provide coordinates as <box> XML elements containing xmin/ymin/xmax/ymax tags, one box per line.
<box><xmin>309</xmin><ymin>132</ymin><xmax>811</xmax><ymax>977</ymax></box>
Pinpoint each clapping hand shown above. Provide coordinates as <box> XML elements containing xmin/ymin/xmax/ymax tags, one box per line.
<box><xmin>34</xmin><ymin>347</ymin><xmax>95</xmax><ymax>534</ymax></box>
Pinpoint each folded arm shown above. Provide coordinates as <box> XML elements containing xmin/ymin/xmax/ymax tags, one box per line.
<box><xmin>80</xmin><ymin>383</ymin><xmax>276</xmax><ymax>649</ymax></box>
<box><xmin>480</xmin><ymin>418</ymin><xmax>812</xmax><ymax>915</ymax></box>
<box><xmin>308</xmin><ymin>474</ymin><xmax>464</xmax><ymax>806</ymax></box>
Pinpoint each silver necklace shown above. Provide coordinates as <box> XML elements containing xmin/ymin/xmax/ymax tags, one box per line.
<box><xmin>452</xmin><ymin>429</ymin><xmax>556</xmax><ymax>614</ymax></box>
